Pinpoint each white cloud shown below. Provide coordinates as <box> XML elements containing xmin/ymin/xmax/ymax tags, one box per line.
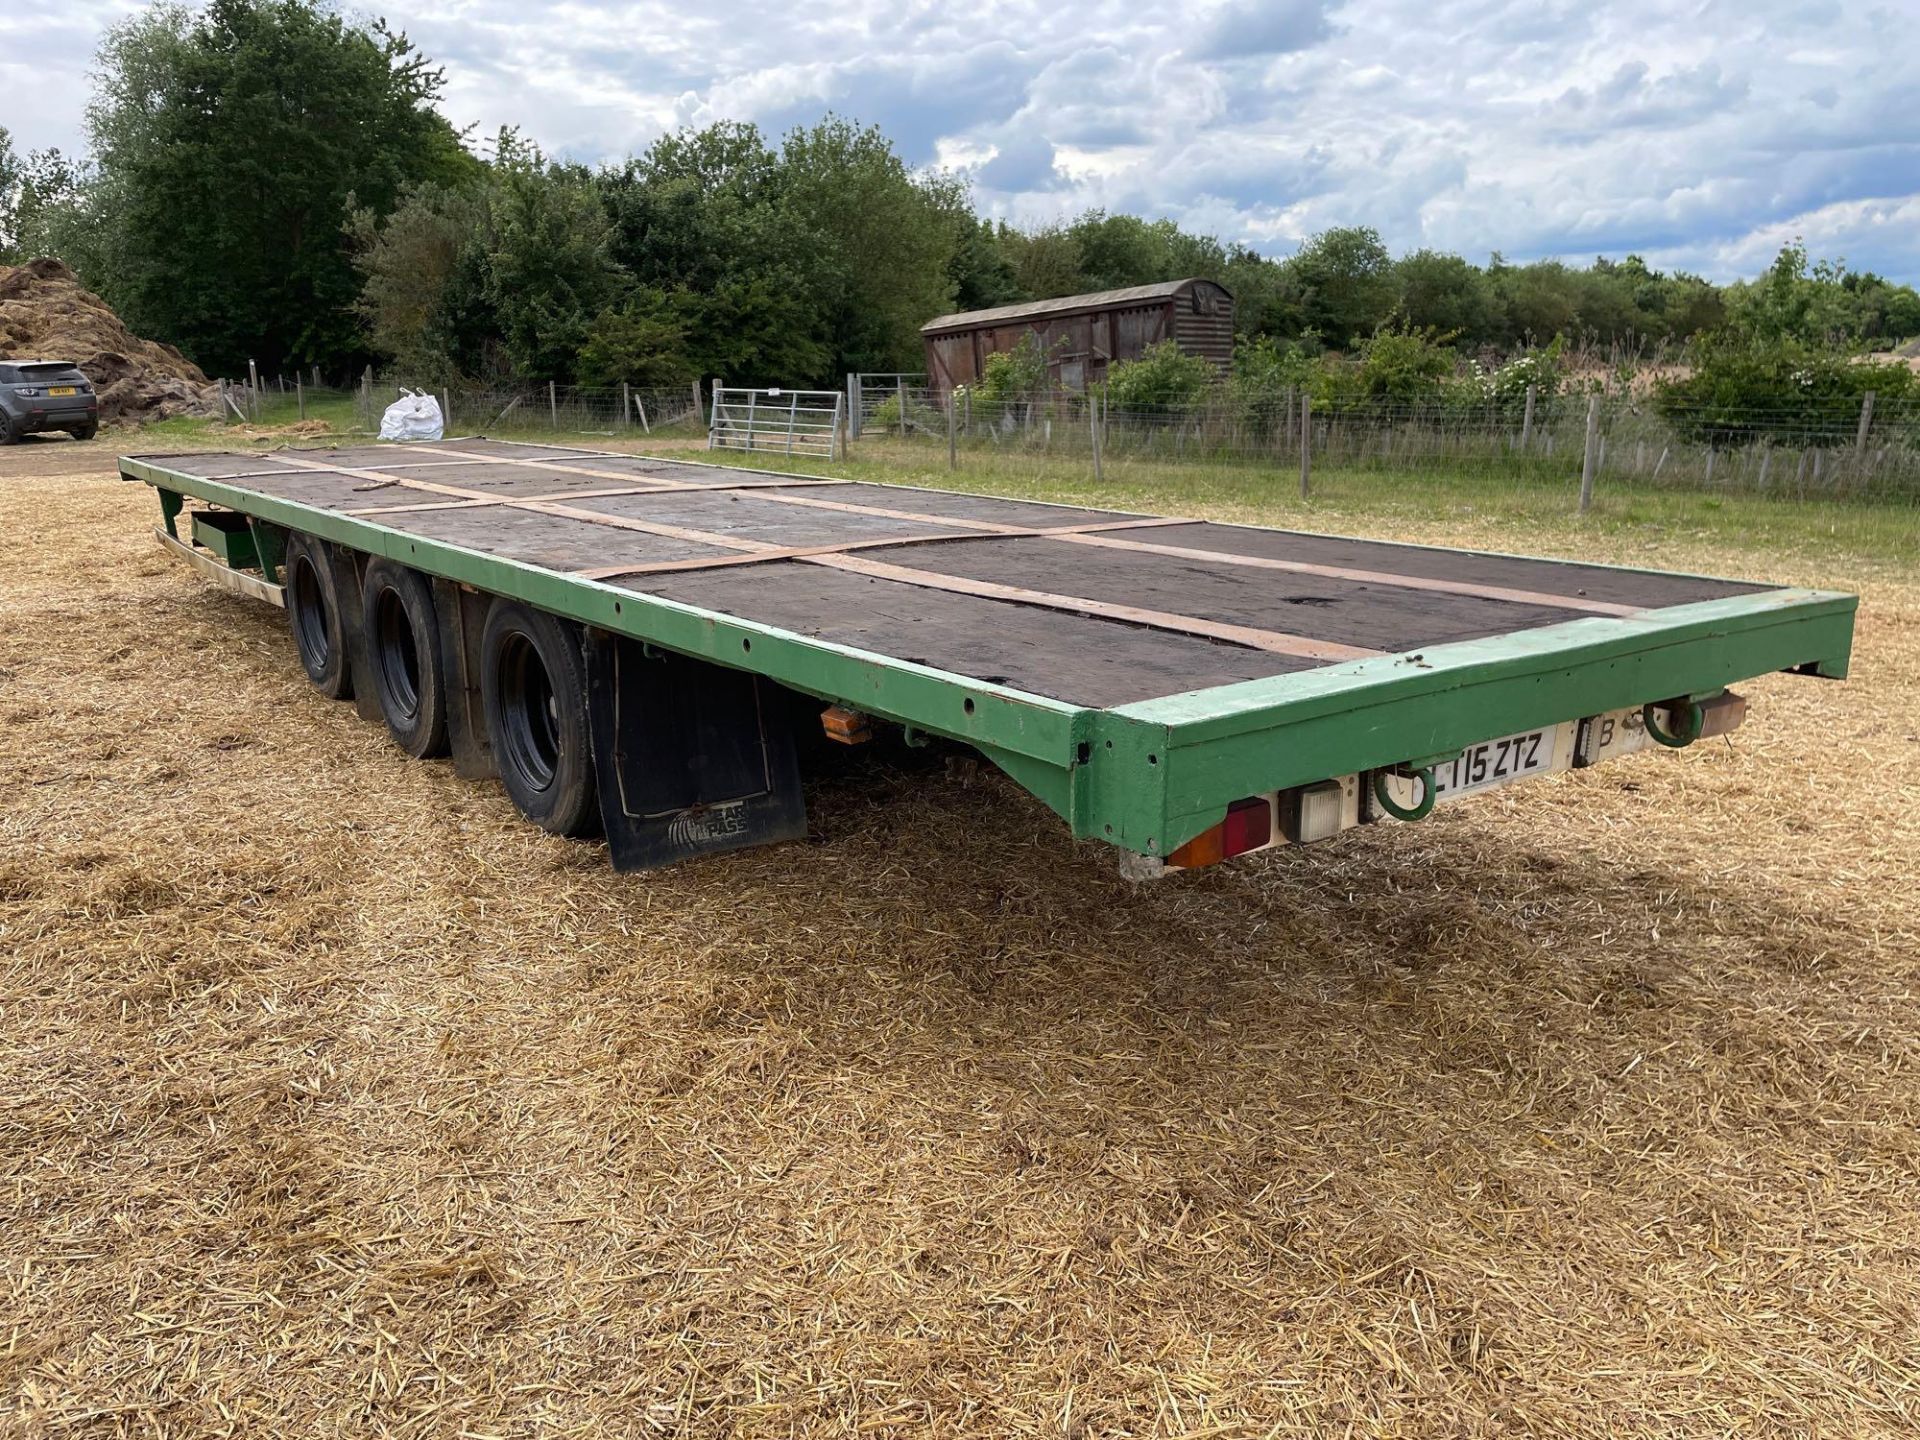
<box><xmin>2</xmin><ymin>0</ymin><xmax>1916</xmax><ymax>282</ymax></box>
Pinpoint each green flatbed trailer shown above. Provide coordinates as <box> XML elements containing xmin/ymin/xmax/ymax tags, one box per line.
<box><xmin>123</xmin><ymin>440</ymin><xmax>1856</xmax><ymax>875</ymax></box>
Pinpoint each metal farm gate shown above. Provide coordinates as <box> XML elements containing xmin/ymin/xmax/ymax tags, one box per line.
<box><xmin>708</xmin><ymin>386</ymin><xmax>845</xmax><ymax>460</ymax></box>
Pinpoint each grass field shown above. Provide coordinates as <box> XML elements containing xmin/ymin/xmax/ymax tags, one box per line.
<box><xmin>3</xmin><ymin>429</ymin><xmax>1918</xmax><ymax>1437</ymax></box>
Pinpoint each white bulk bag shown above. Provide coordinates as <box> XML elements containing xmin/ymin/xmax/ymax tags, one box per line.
<box><xmin>378</xmin><ymin>388</ymin><xmax>444</xmax><ymax>441</ymax></box>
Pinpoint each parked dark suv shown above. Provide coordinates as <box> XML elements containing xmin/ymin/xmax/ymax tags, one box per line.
<box><xmin>0</xmin><ymin>361</ymin><xmax>100</xmax><ymax>443</ymax></box>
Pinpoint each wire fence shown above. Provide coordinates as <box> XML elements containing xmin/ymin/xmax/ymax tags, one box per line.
<box><xmin>858</xmin><ymin>382</ymin><xmax>1920</xmax><ymax>506</ymax></box>
<box><xmin>210</xmin><ymin>368</ymin><xmax>1920</xmax><ymax>508</ymax></box>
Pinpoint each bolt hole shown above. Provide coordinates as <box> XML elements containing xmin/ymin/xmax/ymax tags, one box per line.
<box><xmin>963</xmin><ymin>697</ymin><xmax>975</xmax><ymax>715</ymax></box>
<box><xmin>1147</xmin><ymin>754</ymin><xmax>1158</xmax><ymax>765</ymax></box>
<box><xmin>741</xmin><ymin>637</ymin><xmax>752</xmax><ymax>652</ymax></box>
<box><xmin>614</xmin><ymin>601</ymin><xmax>622</xmax><ymax>614</ymax></box>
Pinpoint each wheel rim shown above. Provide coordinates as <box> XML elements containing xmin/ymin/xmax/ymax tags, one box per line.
<box><xmin>373</xmin><ymin>587</ymin><xmax>421</xmax><ymax>722</ymax></box>
<box><xmin>498</xmin><ymin>631</ymin><xmax>559</xmax><ymax>791</ymax></box>
<box><xmin>289</xmin><ymin>555</ymin><xmax>332</xmax><ymax>669</ymax></box>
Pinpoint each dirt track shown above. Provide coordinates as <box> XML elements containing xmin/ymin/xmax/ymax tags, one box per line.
<box><xmin>4</xmin><ymin>437</ymin><xmax>1919</xmax><ymax>1437</ymax></box>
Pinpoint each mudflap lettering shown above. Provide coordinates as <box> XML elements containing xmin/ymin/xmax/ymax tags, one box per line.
<box><xmin>584</xmin><ymin>632</ymin><xmax>807</xmax><ymax>872</ymax></box>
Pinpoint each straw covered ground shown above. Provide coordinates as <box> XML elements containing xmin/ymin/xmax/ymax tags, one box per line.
<box><xmin>3</xmin><ymin>437</ymin><xmax>1918</xmax><ymax>1438</ymax></box>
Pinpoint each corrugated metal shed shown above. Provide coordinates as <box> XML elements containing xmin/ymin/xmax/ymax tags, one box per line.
<box><xmin>921</xmin><ymin>278</ymin><xmax>1234</xmax><ymax>395</ymax></box>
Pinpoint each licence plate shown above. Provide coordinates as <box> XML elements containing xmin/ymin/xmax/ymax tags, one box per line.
<box><xmin>1430</xmin><ymin>725</ymin><xmax>1560</xmax><ymax>800</ymax></box>
<box><xmin>49</xmin><ymin>386</ymin><xmax>77</xmax><ymax>397</ymax></box>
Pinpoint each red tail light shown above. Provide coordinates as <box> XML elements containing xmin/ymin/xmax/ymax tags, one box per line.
<box><xmin>1166</xmin><ymin>796</ymin><xmax>1273</xmax><ymax>869</ymax></box>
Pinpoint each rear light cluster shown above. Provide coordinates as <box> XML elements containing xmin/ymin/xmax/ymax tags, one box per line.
<box><xmin>1166</xmin><ymin>795</ymin><xmax>1273</xmax><ymax>869</ymax></box>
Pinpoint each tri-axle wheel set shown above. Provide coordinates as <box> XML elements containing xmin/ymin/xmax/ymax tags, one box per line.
<box><xmin>281</xmin><ymin>530</ymin><xmax>775</xmax><ymax>853</ymax></box>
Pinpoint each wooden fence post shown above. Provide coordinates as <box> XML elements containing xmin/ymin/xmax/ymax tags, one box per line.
<box><xmin>247</xmin><ymin>359</ymin><xmax>260</xmax><ymax>420</ymax></box>
<box><xmin>1298</xmin><ymin>392</ymin><xmax>1312</xmax><ymax>500</ymax></box>
<box><xmin>548</xmin><ymin>381</ymin><xmax>557</xmax><ymax>429</ymax></box>
<box><xmin>693</xmin><ymin>379</ymin><xmax>704</xmax><ymax>428</ymax></box>
<box><xmin>296</xmin><ymin>374</ymin><xmax>304</xmax><ymax>421</ymax></box>
<box><xmin>947</xmin><ymin>392</ymin><xmax>957</xmax><ymax>471</ymax></box>
<box><xmin>1578</xmin><ymin>393</ymin><xmax>1600</xmax><ymax>513</ymax></box>
<box><xmin>896</xmin><ymin>376</ymin><xmax>908</xmax><ymax>439</ymax></box>
<box><xmin>1520</xmin><ymin>384</ymin><xmax>1536</xmax><ymax>451</ymax></box>
<box><xmin>1090</xmin><ymin>391</ymin><xmax>1103</xmax><ymax>483</ymax></box>
<box><xmin>442</xmin><ymin>390</ymin><xmax>451</xmax><ymax>434</ymax></box>
<box><xmin>621</xmin><ymin>382</ymin><xmax>630</xmax><ymax>432</ymax></box>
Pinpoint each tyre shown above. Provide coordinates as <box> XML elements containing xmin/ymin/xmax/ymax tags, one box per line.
<box><xmin>0</xmin><ymin>411</ymin><xmax>16</xmax><ymax>446</ymax></box>
<box><xmin>480</xmin><ymin>599</ymin><xmax>598</xmax><ymax>836</ymax></box>
<box><xmin>284</xmin><ymin>532</ymin><xmax>353</xmax><ymax>700</ymax></box>
<box><xmin>361</xmin><ymin>558</ymin><xmax>449</xmax><ymax>759</ymax></box>
<box><xmin>70</xmin><ymin>422</ymin><xmax>99</xmax><ymax>442</ymax></box>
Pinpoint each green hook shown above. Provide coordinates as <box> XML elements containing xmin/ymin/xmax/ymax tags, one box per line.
<box><xmin>1372</xmin><ymin>765</ymin><xmax>1436</xmax><ymax>823</ymax></box>
<box><xmin>1643</xmin><ymin>700</ymin><xmax>1704</xmax><ymax>749</ymax></box>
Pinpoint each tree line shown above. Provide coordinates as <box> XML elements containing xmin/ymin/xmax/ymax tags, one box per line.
<box><xmin>2</xmin><ymin>0</ymin><xmax>1918</xmax><ymax>391</ymax></box>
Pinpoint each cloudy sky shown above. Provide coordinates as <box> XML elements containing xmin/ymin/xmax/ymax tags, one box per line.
<box><xmin>5</xmin><ymin>0</ymin><xmax>1918</xmax><ymax>282</ymax></box>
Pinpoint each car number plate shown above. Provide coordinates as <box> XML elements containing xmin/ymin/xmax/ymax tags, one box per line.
<box><xmin>49</xmin><ymin>386</ymin><xmax>77</xmax><ymax>397</ymax></box>
<box><xmin>1430</xmin><ymin>725</ymin><xmax>1560</xmax><ymax>800</ymax></box>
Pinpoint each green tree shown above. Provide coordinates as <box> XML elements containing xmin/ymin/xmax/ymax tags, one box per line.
<box><xmin>776</xmin><ymin>116</ymin><xmax>959</xmax><ymax>375</ymax></box>
<box><xmin>1283</xmin><ymin>227</ymin><xmax>1396</xmax><ymax>347</ymax></box>
<box><xmin>577</xmin><ymin>289</ymin><xmax>694</xmax><ymax>388</ymax></box>
<box><xmin>1717</xmin><ymin>241</ymin><xmax>1920</xmax><ymax>348</ymax></box>
<box><xmin>1000</xmin><ymin>223</ymin><xmax>1084</xmax><ymax>299</ymax></box>
<box><xmin>596</xmin><ymin>121</ymin><xmax>832</xmax><ymax>382</ymax></box>
<box><xmin>483</xmin><ymin>138</ymin><xmax>623</xmax><ymax>381</ymax></box>
<box><xmin>81</xmin><ymin>0</ymin><xmax>477</xmax><ymax>376</ymax></box>
<box><xmin>1393</xmin><ymin>249</ymin><xmax>1496</xmax><ymax>343</ymax></box>
<box><xmin>349</xmin><ymin>182</ymin><xmax>487</xmax><ymax>380</ymax></box>
<box><xmin>0</xmin><ymin>128</ymin><xmax>18</xmax><ymax>262</ymax></box>
<box><xmin>0</xmin><ymin>130</ymin><xmax>89</xmax><ymax>266</ymax></box>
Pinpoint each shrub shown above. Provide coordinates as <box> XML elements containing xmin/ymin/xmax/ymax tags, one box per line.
<box><xmin>972</xmin><ymin>334</ymin><xmax>1052</xmax><ymax>405</ymax></box>
<box><xmin>1104</xmin><ymin>340</ymin><xmax>1215</xmax><ymax>413</ymax></box>
<box><xmin>1445</xmin><ymin>336</ymin><xmax>1566</xmax><ymax>417</ymax></box>
<box><xmin>1653</xmin><ymin>332</ymin><xmax>1914</xmax><ymax>447</ymax></box>
<box><xmin>867</xmin><ymin>391</ymin><xmax>941</xmax><ymax>434</ymax></box>
<box><xmin>1350</xmin><ymin>323</ymin><xmax>1456</xmax><ymax>403</ymax></box>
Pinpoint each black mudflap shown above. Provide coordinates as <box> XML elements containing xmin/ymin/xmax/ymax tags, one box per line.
<box><xmin>432</xmin><ymin>578</ymin><xmax>497</xmax><ymax>780</ymax></box>
<box><xmin>584</xmin><ymin>632</ymin><xmax>807</xmax><ymax>871</ymax></box>
<box><xmin>327</xmin><ymin>544</ymin><xmax>382</xmax><ymax>724</ymax></box>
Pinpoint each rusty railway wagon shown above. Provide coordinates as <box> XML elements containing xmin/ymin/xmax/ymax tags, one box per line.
<box><xmin>123</xmin><ymin>440</ymin><xmax>1856</xmax><ymax>875</ymax></box>
<box><xmin>921</xmin><ymin>278</ymin><xmax>1234</xmax><ymax>395</ymax></box>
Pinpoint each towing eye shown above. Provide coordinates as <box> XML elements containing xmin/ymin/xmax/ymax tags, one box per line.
<box><xmin>1643</xmin><ymin>699</ymin><xmax>1704</xmax><ymax>749</ymax></box>
<box><xmin>1372</xmin><ymin>764</ymin><xmax>1436</xmax><ymax>823</ymax></box>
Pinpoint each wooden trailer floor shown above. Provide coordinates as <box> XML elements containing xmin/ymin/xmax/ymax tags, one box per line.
<box><xmin>135</xmin><ymin>440</ymin><xmax>1768</xmax><ymax>709</ymax></box>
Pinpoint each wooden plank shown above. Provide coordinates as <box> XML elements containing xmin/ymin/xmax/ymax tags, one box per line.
<box><xmin>630</xmin><ymin>562</ymin><xmax>1309</xmax><ymax>708</ymax></box>
<box><xmin>407</xmin><ymin>443</ymin><xmax>855</xmax><ymax>492</ymax></box>
<box><xmin>569</xmin><ymin>517</ymin><xmax>1211</xmax><ymax>582</ymax></box>
<box><xmin>1125</xmin><ymin>523</ymin><xmax>1761</xmax><ymax>610</ymax></box>
<box><xmin>1056</xmin><ymin>531</ymin><xmax>1644</xmax><ymax>616</ymax></box>
<box><xmin>265</xmin><ymin>453</ymin><xmax>779</xmax><ymax>555</ymax></box>
<box><xmin>807</xmin><ymin>554</ymin><xmax>1383</xmax><ymax>663</ymax></box>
